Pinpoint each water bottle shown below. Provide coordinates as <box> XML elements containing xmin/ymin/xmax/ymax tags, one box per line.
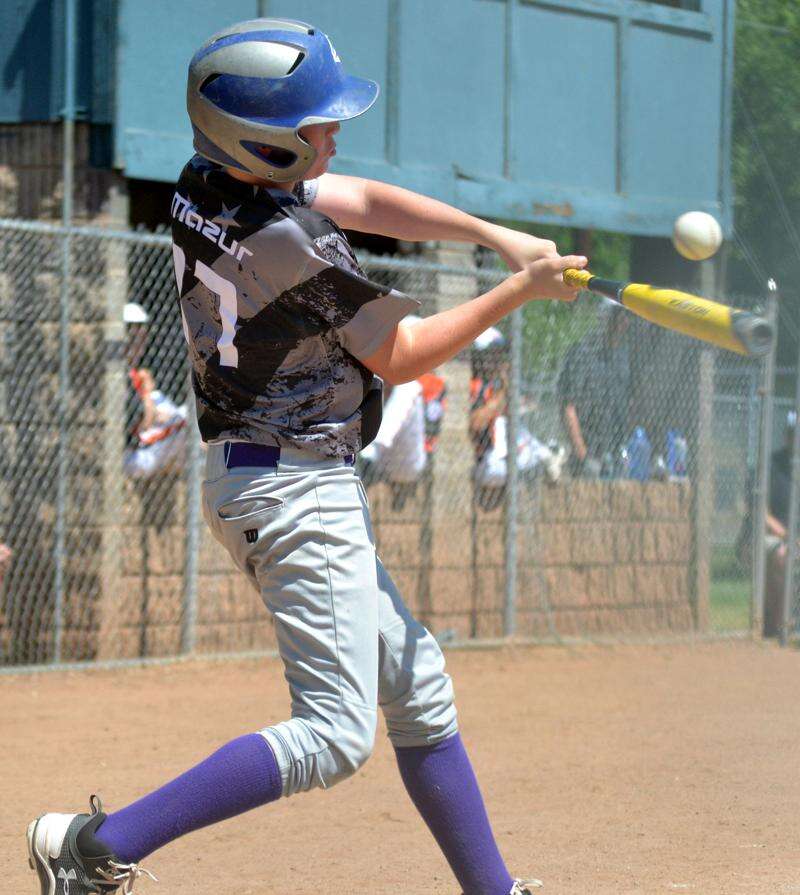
<box><xmin>619</xmin><ymin>444</ymin><xmax>630</xmax><ymax>478</ymax></box>
<box><xmin>667</xmin><ymin>429</ymin><xmax>688</xmax><ymax>478</ymax></box>
<box><xmin>653</xmin><ymin>454</ymin><xmax>668</xmax><ymax>481</ymax></box>
<box><xmin>627</xmin><ymin>427</ymin><xmax>651</xmax><ymax>481</ymax></box>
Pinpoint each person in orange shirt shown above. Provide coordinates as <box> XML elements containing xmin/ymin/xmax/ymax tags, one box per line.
<box><xmin>123</xmin><ymin>302</ymin><xmax>189</xmax><ymax>479</ymax></box>
<box><xmin>470</xmin><ymin>328</ymin><xmax>563</xmax><ymax>509</ymax></box>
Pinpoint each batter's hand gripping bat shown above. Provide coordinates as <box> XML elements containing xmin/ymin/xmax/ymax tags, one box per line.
<box><xmin>562</xmin><ymin>269</ymin><xmax>773</xmax><ymax>358</ymax></box>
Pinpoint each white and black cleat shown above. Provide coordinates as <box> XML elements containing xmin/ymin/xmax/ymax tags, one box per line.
<box><xmin>510</xmin><ymin>878</ymin><xmax>544</xmax><ymax>894</ymax></box>
<box><xmin>26</xmin><ymin>796</ymin><xmax>156</xmax><ymax>894</ymax></box>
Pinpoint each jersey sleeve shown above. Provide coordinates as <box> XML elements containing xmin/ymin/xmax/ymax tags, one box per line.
<box><xmin>293</xmin><ymin>179</ymin><xmax>319</xmax><ymax>207</ymax></box>
<box><xmin>251</xmin><ymin>217</ymin><xmax>419</xmax><ymax>354</ymax></box>
<box><xmin>328</xmin><ymin>270</ymin><xmax>419</xmax><ymax>359</ymax></box>
<box><xmin>293</xmin><ymin>262</ymin><xmax>419</xmax><ymax>359</ymax></box>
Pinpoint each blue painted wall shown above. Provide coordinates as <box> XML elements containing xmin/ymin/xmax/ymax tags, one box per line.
<box><xmin>0</xmin><ymin>0</ymin><xmax>114</xmax><ymax>123</ymax></box>
<box><xmin>1</xmin><ymin>0</ymin><xmax>735</xmax><ymax>237</ymax></box>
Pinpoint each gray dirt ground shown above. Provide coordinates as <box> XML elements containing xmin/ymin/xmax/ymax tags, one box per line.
<box><xmin>2</xmin><ymin>641</ymin><xmax>799</xmax><ymax>895</ymax></box>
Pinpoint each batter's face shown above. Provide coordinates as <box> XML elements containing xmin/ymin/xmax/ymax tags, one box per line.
<box><xmin>298</xmin><ymin>122</ymin><xmax>340</xmax><ymax>180</ymax></box>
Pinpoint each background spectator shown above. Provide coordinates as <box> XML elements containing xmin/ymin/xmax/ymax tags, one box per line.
<box><xmin>358</xmin><ymin>316</ymin><xmax>446</xmax><ymax>510</ymax></box>
<box><xmin>737</xmin><ymin>412</ymin><xmax>797</xmax><ymax>638</ymax></box>
<box><xmin>470</xmin><ymin>327</ymin><xmax>564</xmax><ymax>510</ymax></box>
<box><xmin>0</xmin><ymin>542</ymin><xmax>11</xmax><ymax>590</ymax></box>
<box><xmin>558</xmin><ymin>301</ymin><xmax>631</xmax><ymax>477</ymax></box>
<box><xmin>123</xmin><ymin>302</ymin><xmax>188</xmax><ymax>479</ymax></box>
<box><xmin>359</xmin><ymin>379</ymin><xmax>427</xmax><ymax>486</ymax></box>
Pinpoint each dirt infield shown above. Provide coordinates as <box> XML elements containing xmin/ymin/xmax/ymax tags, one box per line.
<box><xmin>3</xmin><ymin>641</ymin><xmax>799</xmax><ymax>895</ymax></box>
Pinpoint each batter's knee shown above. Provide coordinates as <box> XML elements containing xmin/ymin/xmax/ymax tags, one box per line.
<box><xmin>380</xmin><ymin>634</ymin><xmax>459</xmax><ymax>748</ymax></box>
<box><xmin>260</xmin><ymin>700</ymin><xmax>377</xmax><ymax>796</ymax></box>
<box><xmin>384</xmin><ymin>673</ymin><xmax>458</xmax><ymax>748</ymax></box>
<box><xmin>326</xmin><ymin>721</ymin><xmax>375</xmax><ymax>781</ymax></box>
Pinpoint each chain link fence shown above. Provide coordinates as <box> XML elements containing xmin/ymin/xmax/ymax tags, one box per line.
<box><xmin>0</xmin><ymin>218</ymin><xmax>779</xmax><ymax>668</ymax></box>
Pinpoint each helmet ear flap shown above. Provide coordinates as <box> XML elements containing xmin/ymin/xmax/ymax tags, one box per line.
<box><xmin>253</xmin><ymin>145</ymin><xmax>298</xmax><ymax>168</ymax></box>
<box><xmin>240</xmin><ymin>137</ymin><xmax>313</xmax><ymax>175</ymax></box>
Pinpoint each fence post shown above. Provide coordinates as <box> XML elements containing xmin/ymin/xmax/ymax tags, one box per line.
<box><xmin>690</xmin><ymin>261</ymin><xmax>716</xmax><ymax>631</ymax></box>
<box><xmin>504</xmin><ymin>308</ymin><xmax>522</xmax><ymax>636</ymax></box>
<box><xmin>781</xmin><ymin>323</ymin><xmax>800</xmax><ymax>646</ymax></box>
<box><xmin>96</xmin><ymin>183</ymin><xmax>129</xmax><ymax>661</ymax></box>
<box><xmin>421</xmin><ymin>242</ymin><xmax>476</xmax><ymax>635</ymax></box>
<box><xmin>751</xmin><ymin>280</ymin><xmax>777</xmax><ymax>637</ymax></box>
<box><xmin>181</xmin><ymin>384</ymin><xmax>201</xmax><ymax>654</ymax></box>
<box><xmin>53</xmin><ymin>0</ymin><xmax>78</xmax><ymax>662</ymax></box>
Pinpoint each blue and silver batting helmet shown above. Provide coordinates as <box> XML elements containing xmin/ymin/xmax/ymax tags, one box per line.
<box><xmin>187</xmin><ymin>18</ymin><xmax>379</xmax><ymax>182</ymax></box>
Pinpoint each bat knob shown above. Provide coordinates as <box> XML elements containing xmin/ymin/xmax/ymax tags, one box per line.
<box><xmin>563</xmin><ymin>268</ymin><xmax>593</xmax><ymax>289</ymax></box>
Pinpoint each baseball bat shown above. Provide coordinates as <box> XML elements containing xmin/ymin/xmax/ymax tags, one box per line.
<box><xmin>563</xmin><ymin>269</ymin><xmax>773</xmax><ymax>358</ymax></box>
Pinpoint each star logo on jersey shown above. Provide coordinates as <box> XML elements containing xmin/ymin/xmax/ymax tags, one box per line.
<box><xmin>212</xmin><ymin>203</ymin><xmax>242</xmax><ymax>228</ymax></box>
<box><xmin>172</xmin><ymin>192</ymin><xmax>254</xmax><ymax>263</ymax></box>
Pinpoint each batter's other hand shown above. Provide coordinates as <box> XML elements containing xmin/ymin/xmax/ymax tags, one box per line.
<box><xmin>522</xmin><ymin>254</ymin><xmax>589</xmax><ymax>302</ymax></box>
<box><xmin>488</xmin><ymin>226</ymin><xmax>559</xmax><ymax>272</ymax></box>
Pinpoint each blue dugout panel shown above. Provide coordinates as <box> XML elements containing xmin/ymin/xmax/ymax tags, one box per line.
<box><xmin>0</xmin><ymin>0</ymin><xmax>114</xmax><ymax>124</ymax></box>
<box><xmin>3</xmin><ymin>0</ymin><xmax>735</xmax><ymax>236</ymax></box>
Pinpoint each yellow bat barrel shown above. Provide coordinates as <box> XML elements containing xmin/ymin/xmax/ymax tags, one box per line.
<box><xmin>622</xmin><ymin>283</ymin><xmax>745</xmax><ymax>355</ymax></box>
<box><xmin>563</xmin><ymin>269</ymin><xmax>773</xmax><ymax>357</ymax></box>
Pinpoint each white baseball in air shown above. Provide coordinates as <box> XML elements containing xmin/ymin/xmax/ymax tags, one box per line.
<box><xmin>672</xmin><ymin>211</ymin><xmax>723</xmax><ymax>261</ymax></box>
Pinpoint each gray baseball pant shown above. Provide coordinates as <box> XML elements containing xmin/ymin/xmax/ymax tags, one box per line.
<box><xmin>202</xmin><ymin>443</ymin><xmax>459</xmax><ymax>797</ymax></box>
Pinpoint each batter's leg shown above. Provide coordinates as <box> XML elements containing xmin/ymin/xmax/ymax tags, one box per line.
<box><xmin>375</xmin><ymin>558</ymin><xmax>522</xmax><ymax>895</ymax></box>
<box><xmin>88</xmin><ymin>453</ymin><xmax>382</xmax><ymax>863</ymax></box>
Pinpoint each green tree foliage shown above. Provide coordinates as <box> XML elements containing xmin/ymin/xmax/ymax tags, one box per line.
<box><xmin>731</xmin><ymin>0</ymin><xmax>800</xmax><ymax>364</ymax></box>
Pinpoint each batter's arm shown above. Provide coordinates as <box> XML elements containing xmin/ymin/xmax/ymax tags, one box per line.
<box><xmin>361</xmin><ymin>253</ymin><xmax>587</xmax><ymax>385</ymax></box>
<box><xmin>312</xmin><ymin>173</ymin><xmax>557</xmax><ymax>269</ymax></box>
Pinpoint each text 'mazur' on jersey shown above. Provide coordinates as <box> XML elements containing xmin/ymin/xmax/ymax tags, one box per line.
<box><xmin>171</xmin><ymin>156</ymin><xmax>419</xmax><ymax>458</ymax></box>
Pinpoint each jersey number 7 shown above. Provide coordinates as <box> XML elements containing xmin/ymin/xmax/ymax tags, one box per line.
<box><xmin>172</xmin><ymin>244</ymin><xmax>239</xmax><ymax>368</ymax></box>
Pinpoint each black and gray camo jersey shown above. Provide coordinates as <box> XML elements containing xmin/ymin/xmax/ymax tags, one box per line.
<box><xmin>170</xmin><ymin>155</ymin><xmax>418</xmax><ymax>457</ymax></box>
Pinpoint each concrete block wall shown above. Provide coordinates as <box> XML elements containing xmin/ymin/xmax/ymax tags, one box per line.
<box><xmin>367</xmin><ymin>477</ymin><xmax>696</xmax><ymax>642</ymax></box>
<box><xmin>467</xmin><ymin>481</ymin><xmax>694</xmax><ymax>640</ymax></box>
<box><xmin>98</xmin><ymin>473</ymin><xmax>697</xmax><ymax>659</ymax></box>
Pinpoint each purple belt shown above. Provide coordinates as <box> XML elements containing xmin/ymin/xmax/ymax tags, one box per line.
<box><xmin>224</xmin><ymin>442</ymin><xmax>354</xmax><ymax>469</ymax></box>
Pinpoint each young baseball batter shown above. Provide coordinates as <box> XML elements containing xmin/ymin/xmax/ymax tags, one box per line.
<box><xmin>27</xmin><ymin>19</ymin><xmax>587</xmax><ymax>895</ymax></box>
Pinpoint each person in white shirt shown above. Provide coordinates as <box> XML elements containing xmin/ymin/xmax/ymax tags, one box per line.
<box><xmin>123</xmin><ymin>302</ymin><xmax>189</xmax><ymax>480</ymax></box>
<box><xmin>470</xmin><ymin>327</ymin><xmax>564</xmax><ymax>509</ymax></box>
<box><xmin>359</xmin><ymin>380</ymin><xmax>427</xmax><ymax>483</ymax></box>
<box><xmin>358</xmin><ymin>315</ymin><xmax>429</xmax><ymax>495</ymax></box>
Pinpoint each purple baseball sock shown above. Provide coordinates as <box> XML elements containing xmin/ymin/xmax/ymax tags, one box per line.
<box><xmin>96</xmin><ymin>733</ymin><xmax>282</xmax><ymax>862</ymax></box>
<box><xmin>395</xmin><ymin>733</ymin><xmax>514</xmax><ymax>895</ymax></box>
